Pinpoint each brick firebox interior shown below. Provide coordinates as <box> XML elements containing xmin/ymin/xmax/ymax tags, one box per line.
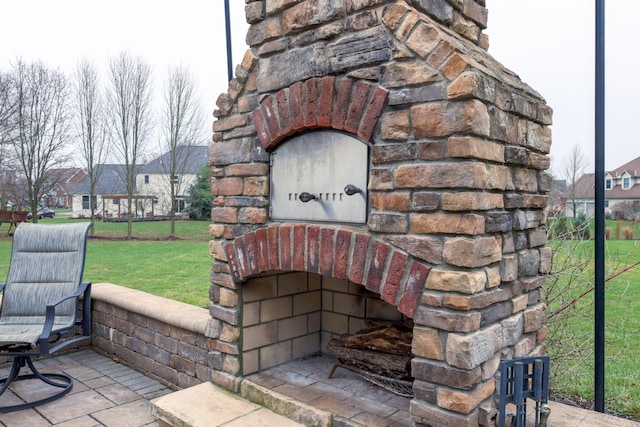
<box><xmin>206</xmin><ymin>1</ymin><xmax>552</xmax><ymax>426</ymax></box>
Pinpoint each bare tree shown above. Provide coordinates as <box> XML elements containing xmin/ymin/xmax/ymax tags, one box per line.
<box><xmin>73</xmin><ymin>59</ymin><xmax>108</xmax><ymax>234</ymax></box>
<box><xmin>160</xmin><ymin>65</ymin><xmax>204</xmax><ymax>237</ymax></box>
<box><xmin>562</xmin><ymin>144</ymin><xmax>590</xmax><ymax>218</ymax></box>
<box><xmin>7</xmin><ymin>59</ymin><xmax>70</xmax><ymax>221</ymax></box>
<box><xmin>0</xmin><ymin>69</ymin><xmax>17</xmax><ymax>202</ymax></box>
<box><xmin>106</xmin><ymin>52</ymin><xmax>153</xmax><ymax>238</ymax></box>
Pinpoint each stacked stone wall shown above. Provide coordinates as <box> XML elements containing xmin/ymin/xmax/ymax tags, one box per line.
<box><xmin>208</xmin><ymin>1</ymin><xmax>552</xmax><ymax>425</ymax></box>
<box><xmin>91</xmin><ymin>283</ymin><xmax>214</xmax><ymax>391</ymax></box>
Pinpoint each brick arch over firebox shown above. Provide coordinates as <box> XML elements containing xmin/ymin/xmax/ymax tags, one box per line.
<box><xmin>223</xmin><ymin>224</ymin><xmax>429</xmax><ymax>319</ymax></box>
<box><xmin>251</xmin><ymin>77</ymin><xmax>389</xmax><ymax>151</ymax></box>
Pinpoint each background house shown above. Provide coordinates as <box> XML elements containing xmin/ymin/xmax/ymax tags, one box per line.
<box><xmin>71</xmin><ymin>164</ymin><xmax>129</xmax><ymax>219</ymax></box>
<box><xmin>137</xmin><ymin>146</ymin><xmax>209</xmax><ymax>217</ymax></box>
<box><xmin>564</xmin><ymin>156</ymin><xmax>640</xmax><ymax>219</ymax></box>
<box><xmin>71</xmin><ymin>146</ymin><xmax>208</xmax><ymax>219</ymax></box>
<box><xmin>43</xmin><ymin>168</ymin><xmax>87</xmax><ymax>208</ymax></box>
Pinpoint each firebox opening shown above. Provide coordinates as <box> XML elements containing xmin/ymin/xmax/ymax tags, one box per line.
<box><xmin>241</xmin><ymin>271</ymin><xmax>412</xmax><ymax>376</ymax></box>
<box><xmin>241</xmin><ymin>271</ymin><xmax>416</xmax><ymax>425</ymax></box>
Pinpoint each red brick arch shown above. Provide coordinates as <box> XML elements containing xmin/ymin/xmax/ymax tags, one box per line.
<box><xmin>223</xmin><ymin>224</ymin><xmax>429</xmax><ymax>319</ymax></box>
<box><xmin>251</xmin><ymin>77</ymin><xmax>388</xmax><ymax>151</ymax></box>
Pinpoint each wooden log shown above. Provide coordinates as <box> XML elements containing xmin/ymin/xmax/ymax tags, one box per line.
<box><xmin>337</xmin><ymin>323</ymin><xmax>412</xmax><ymax>355</ymax></box>
<box><xmin>327</xmin><ymin>338</ymin><xmax>411</xmax><ymax>373</ymax></box>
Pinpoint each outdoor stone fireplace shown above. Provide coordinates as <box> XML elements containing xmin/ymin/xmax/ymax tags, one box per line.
<box><xmin>207</xmin><ymin>1</ymin><xmax>552</xmax><ymax>425</ymax></box>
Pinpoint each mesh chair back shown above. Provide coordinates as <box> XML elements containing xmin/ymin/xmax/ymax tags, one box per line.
<box><xmin>1</xmin><ymin>223</ymin><xmax>92</xmax><ymax>329</ymax></box>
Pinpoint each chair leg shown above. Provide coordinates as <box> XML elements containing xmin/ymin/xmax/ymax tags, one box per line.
<box><xmin>0</xmin><ymin>355</ymin><xmax>73</xmax><ymax>413</ymax></box>
<box><xmin>0</xmin><ymin>356</ymin><xmax>24</xmax><ymax>396</ymax></box>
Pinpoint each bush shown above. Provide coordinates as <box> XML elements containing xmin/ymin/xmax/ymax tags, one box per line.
<box><xmin>185</xmin><ymin>166</ymin><xmax>213</xmax><ymax>220</ymax></box>
<box><xmin>550</xmin><ymin>212</ymin><xmax>591</xmax><ymax>240</ymax></box>
<box><xmin>551</xmin><ymin>212</ymin><xmax>569</xmax><ymax>239</ymax></box>
<box><xmin>623</xmin><ymin>227</ymin><xmax>634</xmax><ymax>240</ymax></box>
<box><xmin>605</xmin><ymin>227</ymin><xmax>612</xmax><ymax>239</ymax></box>
<box><xmin>572</xmin><ymin>212</ymin><xmax>591</xmax><ymax>240</ymax></box>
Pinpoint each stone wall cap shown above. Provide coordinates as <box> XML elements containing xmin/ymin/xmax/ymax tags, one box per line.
<box><xmin>92</xmin><ymin>282</ymin><xmax>210</xmax><ymax>335</ymax></box>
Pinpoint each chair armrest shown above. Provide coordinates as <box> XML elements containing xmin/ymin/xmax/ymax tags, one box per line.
<box><xmin>40</xmin><ymin>282</ymin><xmax>92</xmax><ymax>344</ymax></box>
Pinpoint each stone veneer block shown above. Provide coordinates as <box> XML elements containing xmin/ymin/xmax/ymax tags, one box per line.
<box><xmin>412</xmin><ymin>327</ymin><xmax>444</xmax><ymax>360</ymax></box>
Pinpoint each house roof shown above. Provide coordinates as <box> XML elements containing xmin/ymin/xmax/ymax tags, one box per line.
<box><xmin>46</xmin><ymin>168</ymin><xmax>87</xmax><ymax>194</ymax></box>
<box><xmin>47</xmin><ymin>168</ymin><xmax>85</xmax><ymax>184</ymax></box>
<box><xmin>71</xmin><ymin>147</ymin><xmax>209</xmax><ymax>196</ymax></box>
<box><xmin>140</xmin><ymin>146</ymin><xmax>209</xmax><ymax>175</ymax></box>
<box><xmin>552</xmin><ymin>179</ymin><xmax>566</xmax><ymax>193</ymax></box>
<box><xmin>566</xmin><ymin>173</ymin><xmax>595</xmax><ymax>199</ymax></box>
<box><xmin>71</xmin><ymin>164</ymin><xmax>128</xmax><ymax>196</ymax></box>
<box><xmin>567</xmin><ymin>155</ymin><xmax>640</xmax><ymax>200</ymax></box>
<box><xmin>608</xmin><ymin>156</ymin><xmax>640</xmax><ymax>178</ymax></box>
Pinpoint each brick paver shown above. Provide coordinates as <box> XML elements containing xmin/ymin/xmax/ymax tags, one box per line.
<box><xmin>0</xmin><ymin>350</ymin><xmax>172</xmax><ymax>427</ymax></box>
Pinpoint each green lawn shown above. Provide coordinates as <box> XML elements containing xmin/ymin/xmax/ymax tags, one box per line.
<box><xmin>0</xmin><ymin>215</ymin><xmax>213</xmax><ymax>307</ymax></box>
<box><xmin>2</xmin><ymin>214</ymin><xmax>640</xmax><ymax>418</ymax></box>
<box><xmin>547</xmin><ymin>235</ymin><xmax>640</xmax><ymax>418</ymax></box>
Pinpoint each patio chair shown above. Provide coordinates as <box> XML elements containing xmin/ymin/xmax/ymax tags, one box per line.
<box><xmin>0</xmin><ymin>222</ymin><xmax>92</xmax><ymax>412</ymax></box>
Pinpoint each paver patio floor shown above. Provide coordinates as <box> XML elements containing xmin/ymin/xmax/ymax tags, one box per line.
<box><xmin>0</xmin><ymin>350</ymin><xmax>172</xmax><ymax>427</ymax></box>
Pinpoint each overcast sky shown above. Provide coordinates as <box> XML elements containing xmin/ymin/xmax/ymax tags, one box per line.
<box><xmin>1</xmin><ymin>1</ymin><xmax>635</xmax><ymax>173</ymax></box>
<box><xmin>488</xmin><ymin>1</ymin><xmax>639</xmax><ymax>173</ymax></box>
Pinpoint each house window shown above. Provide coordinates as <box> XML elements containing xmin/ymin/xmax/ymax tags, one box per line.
<box><xmin>173</xmin><ymin>174</ymin><xmax>179</xmax><ymax>183</ymax></box>
<box><xmin>144</xmin><ymin>175</ymin><xmax>150</xmax><ymax>184</ymax></box>
<box><xmin>113</xmin><ymin>199</ymin><xmax>119</xmax><ymax>205</ymax></box>
<box><xmin>605</xmin><ymin>179</ymin><xmax>611</xmax><ymax>190</ymax></box>
<box><xmin>82</xmin><ymin>195</ymin><xmax>97</xmax><ymax>210</ymax></box>
<box><xmin>175</xmin><ymin>198</ymin><xmax>185</xmax><ymax>212</ymax></box>
<box><xmin>605</xmin><ymin>200</ymin><xmax>609</xmax><ymax>208</ymax></box>
<box><xmin>623</xmin><ymin>177</ymin><xmax>630</xmax><ymax>189</ymax></box>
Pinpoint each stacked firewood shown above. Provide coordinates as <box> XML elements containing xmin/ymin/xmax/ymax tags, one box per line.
<box><xmin>327</xmin><ymin>320</ymin><xmax>413</xmax><ymax>378</ymax></box>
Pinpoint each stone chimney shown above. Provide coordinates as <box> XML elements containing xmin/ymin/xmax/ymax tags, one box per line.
<box><xmin>208</xmin><ymin>1</ymin><xmax>552</xmax><ymax>425</ymax></box>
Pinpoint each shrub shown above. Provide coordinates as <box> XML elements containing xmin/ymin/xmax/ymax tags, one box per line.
<box><xmin>605</xmin><ymin>227</ymin><xmax>612</xmax><ymax>240</ymax></box>
<box><xmin>185</xmin><ymin>166</ymin><xmax>213</xmax><ymax>220</ymax></box>
<box><xmin>623</xmin><ymin>227</ymin><xmax>634</xmax><ymax>240</ymax></box>
<box><xmin>552</xmin><ymin>212</ymin><xmax>569</xmax><ymax>239</ymax></box>
<box><xmin>573</xmin><ymin>212</ymin><xmax>591</xmax><ymax>240</ymax></box>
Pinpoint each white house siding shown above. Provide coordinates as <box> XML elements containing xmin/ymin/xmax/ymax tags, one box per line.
<box><xmin>136</xmin><ymin>173</ymin><xmax>197</xmax><ymax>216</ymax></box>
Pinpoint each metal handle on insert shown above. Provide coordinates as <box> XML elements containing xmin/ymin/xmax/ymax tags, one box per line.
<box><xmin>344</xmin><ymin>184</ymin><xmax>362</xmax><ymax>196</ymax></box>
<box><xmin>299</xmin><ymin>192</ymin><xmax>317</xmax><ymax>203</ymax></box>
